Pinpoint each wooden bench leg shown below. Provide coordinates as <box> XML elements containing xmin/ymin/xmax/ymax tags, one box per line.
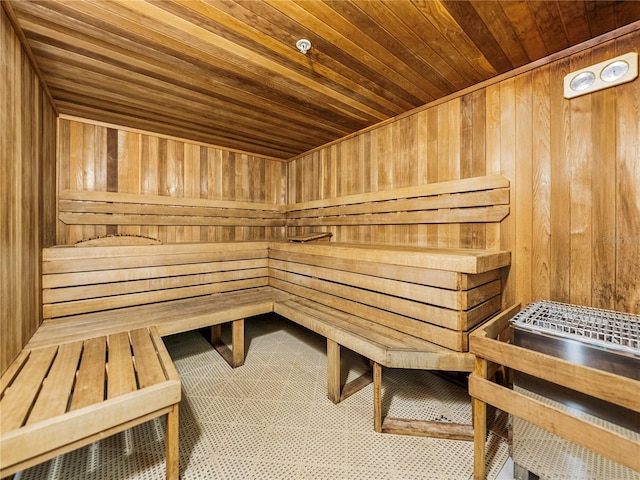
<box><xmin>373</xmin><ymin>361</ymin><xmax>382</xmax><ymax>433</ymax></box>
<box><xmin>211</xmin><ymin>319</ymin><xmax>245</xmax><ymax>368</ymax></box>
<box><xmin>327</xmin><ymin>338</ymin><xmax>341</xmax><ymax>404</ymax></box>
<box><xmin>473</xmin><ymin>358</ymin><xmax>488</xmax><ymax>480</ymax></box>
<box><xmin>165</xmin><ymin>403</ymin><xmax>179</xmax><ymax>480</ymax></box>
<box><xmin>232</xmin><ymin>318</ymin><xmax>245</xmax><ymax>367</ymax></box>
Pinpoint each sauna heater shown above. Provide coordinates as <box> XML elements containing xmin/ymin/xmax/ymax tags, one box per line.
<box><xmin>509</xmin><ymin>301</ymin><xmax>640</xmax><ymax>480</ymax></box>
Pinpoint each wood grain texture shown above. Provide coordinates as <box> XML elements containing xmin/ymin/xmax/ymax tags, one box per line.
<box><xmin>57</xmin><ymin>119</ymin><xmax>287</xmax><ymax>244</ymax></box>
<box><xmin>6</xmin><ymin>1</ymin><xmax>639</xmax><ymax>158</ymax></box>
<box><xmin>1</xmin><ymin>6</ymin><xmax>57</xmax><ymax>376</ymax></box>
<box><xmin>288</xmin><ymin>28</ymin><xmax>640</xmax><ymax>314</ymax></box>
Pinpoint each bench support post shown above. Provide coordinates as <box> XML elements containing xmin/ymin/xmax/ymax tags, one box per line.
<box><xmin>327</xmin><ymin>338</ymin><xmax>341</xmax><ymax>403</ymax></box>
<box><xmin>165</xmin><ymin>403</ymin><xmax>180</xmax><ymax>480</ymax></box>
<box><xmin>373</xmin><ymin>362</ymin><xmax>382</xmax><ymax>433</ymax></box>
<box><xmin>211</xmin><ymin>319</ymin><xmax>245</xmax><ymax>368</ymax></box>
<box><xmin>473</xmin><ymin>357</ymin><xmax>488</xmax><ymax>480</ymax></box>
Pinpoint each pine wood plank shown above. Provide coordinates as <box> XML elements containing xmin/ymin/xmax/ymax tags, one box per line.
<box><xmin>107</xmin><ymin>332</ymin><xmax>137</xmax><ymax>399</ymax></box>
<box><xmin>59</xmin><ymin>189</ymin><xmax>285</xmax><ymax>212</ymax></box>
<box><xmin>0</xmin><ymin>347</ymin><xmax>57</xmax><ymax>431</ymax></box>
<box><xmin>27</xmin><ymin>341</ymin><xmax>83</xmax><ymax>424</ymax></box>
<box><xmin>270</xmin><ymin>258</ymin><xmax>500</xmax><ymax>310</ymax></box>
<box><xmin>70</xmin><ymin>337</ymin><xmax>106</xmax><ymax>410</ymax></box>
<box><xmin>44</xmin><ymin>257</ymin><xmax>267</xmax><ymax>288</ymax></box>
<box><xmin>469</xmin><ymin>375</ymin><xmax>640</xmax><ymax>473</ymax></box>
<box><xmin>269</xmin><ymin>278</ymin><xmax>471</xmax><ymax>351</ymax></box>
<box><xmin>287</xmin><ymin>174</ymin><xmax>509</xmax><ymax>212</ymax></box>
<box><xmin>44</xmin><ymin>277</ymin><xmax>268</xmax><ymax>319</ymax></box>
<box><xmin>130</xmin><ymin>328</ymin><xmax>166</xmax><ymax>388</ymax></box>
<box><xmin>44</xmin><ymin>267</ymin><xmax>269</xmax><ymax>304</ymax></box>
<box><xmin>269</xmin><ymin>242</ymin><xmax>511</xmax><ymax>273</ymax></box>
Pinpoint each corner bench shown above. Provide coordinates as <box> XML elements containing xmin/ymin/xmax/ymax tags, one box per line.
<box><xmin>2</xmin><ymin>173</ymin><xmax>512</xmax><ymax>477</ymax></box>
<box><xmin>0</xmin><ymin>327</ymin><xmax>180</xmax><ymax>480</ymax></box>
<box><xmin>270</xmin><ymin>241</ymin><xmax>510</xmax><ymax>439</ymax></box>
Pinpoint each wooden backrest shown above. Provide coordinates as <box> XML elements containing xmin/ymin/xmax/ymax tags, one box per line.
<box><xmin>58</xmin><ymin>190</ymin><xmax>286</xmax><ymax>228</ymax></box>
<box><xmin>268</xmin><ymin>242</ymin><xmax>510</xmax><ymax>352</ymax></box>
<box><xmin>286</xmin><ymin>174</ymin><xmax>509</xmax><ymax>227</ymax></box>
<box><xmin>42</xmin><ymin>242</ymin><xmax>270</xmax><ymax>319</ymax></box>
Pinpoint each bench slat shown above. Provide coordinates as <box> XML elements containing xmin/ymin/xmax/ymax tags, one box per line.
<box><xmin>287</xmin><ymin>205</ymin><xmax>510</xmax><ymax>226</ymax></box>
<box><xmin>286</xmin><ymin>189</ymin><xmax>509</xmax><ymax>218</ymax></box>
<box><xmin>271</xmin><ymin>269</ymin><xmax>475</xmax><ymax>329</ymax></box>
<box><xmin>269</xmin><ymin>242</ymin><xmax>510</xmax><ymax>274</ymax></box>
<box><xmin>287</xmin><ymin>174</ymin><xmax>510</xmax><ymax>211</ymax></box>
<box><xmin>269</xmin><ymin>278</ymin><xmax>469</xmax><ymax>351</ymax></box>
<box><xmin>270</xmin><ymin>258</ymin><xmax>500</xmax><ymax>310</ymax></box>
<box><xmin>30</xmin><ymin>287</ymin><xmax>290</xmax><ymax>348</ymax></box>
<box><xmin>0</xmin><ymin>347</ymin><xmax>58</xmax><ymax>431</ymax></box>
<box><xmin>28</xmin><ymin>342</ymin><xmax>83</xmax><ymax>424</ymax></box>
<box><xmin>107</xmin><ymin>332</ymin><xmax>137</xmax><ymax>399</ymax></box>
<box><xmin>271</xmin><ymin>248</ymin><xmax>502</xmax><ymax>290</ymax></box>
<box><xmin>44</xmin><ymin>277</ymin><xmax>269</xmax><ymax>318</ymax></box>
<box><xmin>70</xmin><ymin>337</ymin><xmax>107</xmax><ymax>410</ymax></box>
<box><xmin>43</xmin><ymin>248</ymin><xmax>268</xmax><ymax>274</ymax></box>
<box><xmin>60</xmin><ymin>213</ymin><xmax>285</xmax><ymax>227</ymax></box>
<box><xmin>130</xmin><ymin>329</ymin><xmax>167</xmax><ymax>388</ymax></box>
<box><xmin>44</xmin><ymin>258</ymin><xmax>268</xmax><ymax>288</ymax></box>
<box><xmin>44</xmin><ymin>267</ymin><xmax>269</xmax><ymax>304</ymax></box>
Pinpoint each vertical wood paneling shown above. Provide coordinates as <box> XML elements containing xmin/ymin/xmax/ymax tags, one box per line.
<box><xmin>287</xmin><ymin>29</ymin><xmax>640</xmax><ymax>314</ymax></box>
<box><xmin>569</xmin><ymin>50</ymin><xmax>594</xmax><ymax>308</ymax></box>
<box><xmin>57</xmin><ymin>120</ymin><xmax>287</xmax><ymax>244</ymax></box>
<box><xmin>615</xmin><ymin>34</ymin><xmax>640</xmax><ymax>313</ymax></box>
<box><xmin>1</xmin><ymin>7</ymin><xmax>57</xmax><ymax>374</ymax></box>
<box><xmin>531</xmin><ymin>65</ymin><xmax>551</xmax><ymax>302</ymax></box>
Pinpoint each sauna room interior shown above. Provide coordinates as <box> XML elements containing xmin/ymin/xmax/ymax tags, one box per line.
<box><xmin>1</xmin><ymin>1</ymin><xmax>639</xmax><ymax>480</ymax></box>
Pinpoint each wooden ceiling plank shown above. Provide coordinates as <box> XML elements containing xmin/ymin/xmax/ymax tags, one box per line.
<box><xmin>46</xmin><ymin>76</ymin><xmax>321</xmax><ymax>154</ymax></box>
<box><xmin>614</xmin><ymin>1</ymin><xmax>640</xmax><ymax>29</ymax></box>
<box><xmin>527</xmin><ymin>1</ymin><xmax>570</xmax><ymax>54</ymax></box>
<box><xmin>28</xmin><ymin>37</ymin><xmax>349</xmax><ymax>144</ymax></box>
<box><xmin>586</xmin><ymin>1</ymin><xmax>619</xmax><ymax>38</ymax></box>
<box><xmin>353</xmin><ymin>0</ymin><xmax>478</xmax><ymax>89</ymax></box>
<box><xmin>13</xmin><ymin>2</ymin><xmax>374</xmax><ymax>134</ymax></box>
<box><xmin>467</xmin><ymin>0</ymin><xmax>531</xmax><ymax>68</ymax></box>
<box><xmin>329</xmin><ymin>0</ymin><xmax>464</xmax><ymax>93</ymax></box>
<box><xmin>102</xmin><ymin>0</ymin><xmax>389</xmax><ymax>122</ymax></box>
<box><xmin>166</xmin><ymin>0</ymin><xmax>417</xmax><ymax>116</ymax></box>
<box><xmin>440</xmin><ymin>0</ymin><xmax>515</xmax><ymax>73</ymax></box>
<box><xmin>498</xmin><ymin>1</ymin><xmax>548</xmax><ymax>61</ymax></box>
<box><xmin>554</xmin><ymin>1</ymin><xmax>592</xmax><ymax>46</ymax></box>
<box><xmin>410</xmin><ymin>0</ymin><xmax>498</xmax><ymax>79</ymax></box>
<box><xmin>267</xmin><ymin>0</ymin><xmax>448</xmax><ymax>102</ymax></box>
<box><xmin>17</xmin><ymin>0</ymin><xmax>383</xmax><ymax>126</ymax></box>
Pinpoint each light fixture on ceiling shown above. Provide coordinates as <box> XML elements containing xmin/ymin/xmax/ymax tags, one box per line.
<box><xmin>564</xmin><ymin>52</ymin><xmax>638</xmax><ymax>99</ymax></box>
<box><xmin>296</xmin><ymin>39</ymin><xmax>311</xmax><ymax>55</ymax></box>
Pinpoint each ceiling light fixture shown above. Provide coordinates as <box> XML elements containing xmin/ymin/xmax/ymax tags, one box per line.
<box><xmin>296</xmin><ymin>39</ymin><xmax>311</xmax><ymax>54</ymax></box>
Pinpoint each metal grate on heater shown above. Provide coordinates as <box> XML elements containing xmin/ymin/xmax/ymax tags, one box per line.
<box><xmin>510</xmin><ymin>301</ymin><xmax>640</xmax><ymax>357</ymax></box>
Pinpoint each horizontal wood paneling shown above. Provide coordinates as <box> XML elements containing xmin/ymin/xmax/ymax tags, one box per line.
<box><xmin>1</xmin><ymin>6</ymin><xmax>57</xmax><ymax>375</ymax></box>
<box><xmin>288</xmin><ymin>29</ymin><xmax>640</xmax><ymax>314</ymax></box>
<box><xmin>57</xmin><ymin>119</ymin><xmax>288</xmax><ymax>245</ymax></box>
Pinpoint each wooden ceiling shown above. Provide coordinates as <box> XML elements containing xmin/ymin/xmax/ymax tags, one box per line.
<box><xmin>5</xmin><ymin>1</ymin><xmax>640</xmax><ymax>159</ymax></box>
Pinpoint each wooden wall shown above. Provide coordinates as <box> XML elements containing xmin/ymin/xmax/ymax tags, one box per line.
<box><xmin>288</xmin><ymin>30</ymin><xmax>640</xmax><ymax>315</ymax></box>
<box><xmin>57</xmin><ymin>119</ymin><xmax>288</xmax><ymax>245</ymax></box>
<box><xmin>1</xmin><ymin>7</ymin><xmax>57</xmax><ymax>374</ymax></box>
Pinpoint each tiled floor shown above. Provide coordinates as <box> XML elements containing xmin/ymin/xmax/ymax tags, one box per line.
<box><xmin>18</xmin><ymin>314</ymin><xmax>510</xmax><ymax>480</ymax></box>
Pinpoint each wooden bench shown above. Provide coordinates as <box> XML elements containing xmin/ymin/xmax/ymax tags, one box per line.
<box><xmin>270</xmin><ymin>241</ymin><xmax>510</xmax><ymax>438</ymax></box>
<box><xmin>0</xmin><ymin>327</ymin><xmax>180</xmax><ymax>480</ymax></box>
<box><xmin>31</xmin><ymin>241</ymin><xmax>290</xmax><ymax>367</ymax></box>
